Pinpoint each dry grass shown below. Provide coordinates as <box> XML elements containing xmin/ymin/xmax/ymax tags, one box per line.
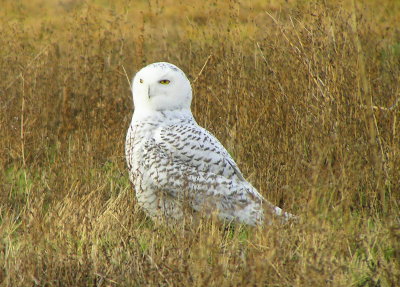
<box><xmin>1</xmin><ymin>0</ymin><xmax>400</xmax><ymax>286</ymax></box>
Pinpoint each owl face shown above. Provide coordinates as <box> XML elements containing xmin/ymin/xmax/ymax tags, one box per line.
<box><xmin>132</xmin><ymin>62</ymin><xmax>192</xmax><ymax>113</ymax></box>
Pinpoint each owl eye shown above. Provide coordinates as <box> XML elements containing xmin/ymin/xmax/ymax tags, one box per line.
<box><xmin>139</xmin><ymin>79</ymin><xmax>144</xmax><ymax>83</ymax></box>
<box><xmin>159</xmin><ymin>79</ymin><xmax>170</xmax><ymax>85</ymax></box>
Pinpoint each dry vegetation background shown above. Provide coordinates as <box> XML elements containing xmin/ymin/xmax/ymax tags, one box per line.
<box><xmin>1</xmin><ymin>0</ymin><xmax>400</xmax><ymax>286</ymax></box>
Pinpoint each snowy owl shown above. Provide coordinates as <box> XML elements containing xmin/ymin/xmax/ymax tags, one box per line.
<box><xmin>125</xmin><ymin>62</ymin><xmax>294</xmax><ymax>225</ymax></box>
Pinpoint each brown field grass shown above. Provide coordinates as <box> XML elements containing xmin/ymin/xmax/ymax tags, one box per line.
<box><xmin>1</xmin><ymin>0</ymin><xmax>399</xmax><ymax>286</ymax></box>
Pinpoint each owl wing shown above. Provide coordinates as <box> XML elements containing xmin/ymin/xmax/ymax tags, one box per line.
<box><xmin>154</xmin><ymin>122</ymin><xmax>247</xmax><ymax>183</ymax></box>
<box><xmin>133</xmin><ymin>122</ymin><xmax>266</xmax><ymax>225</ymax></box>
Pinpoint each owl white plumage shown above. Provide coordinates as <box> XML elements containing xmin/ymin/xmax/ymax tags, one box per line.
<box><xmin>125</xmin><ymin>62</ymin><xmax>293</xmax><ymax>226</ymax></box>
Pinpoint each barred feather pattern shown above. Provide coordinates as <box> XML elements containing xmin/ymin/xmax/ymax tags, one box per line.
<box><xmin>126</xmin><ymin>111</ymin><xmax>293</xmax><ymax>225</ymax></box>
<box><xmin>125</xmin><ymin>62</ymin><xmax>293</xmax><ymax>225</ymax></box>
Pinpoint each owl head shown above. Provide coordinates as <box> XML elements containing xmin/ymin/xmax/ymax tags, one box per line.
<box><xmin>131</xmin><ymin>62</ymin><xmax>192</xmax><ymax>114</ymax></box>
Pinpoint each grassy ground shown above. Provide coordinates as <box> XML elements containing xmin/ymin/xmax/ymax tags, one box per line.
<box><xmin>1</xmin><ymin>0</ymin><xmax>399</xmax><ymax>286</ymax></box>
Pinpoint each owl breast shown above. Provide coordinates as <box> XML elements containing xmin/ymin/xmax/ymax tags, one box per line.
<box><xmin>125</xmin><ymin>117</ymin><xmax>188</xmax><ymax>222</ymax></box>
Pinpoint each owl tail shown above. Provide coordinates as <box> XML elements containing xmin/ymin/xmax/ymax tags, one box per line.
<box><xmin>263</xmin><ymin>201</ymin><xmax>297</xmax><ymax>224</ymax></box>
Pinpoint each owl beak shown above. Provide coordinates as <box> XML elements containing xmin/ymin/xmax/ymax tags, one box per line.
<box><xmin>147</xmin><ymin>86</ymin><xmax>156</xmax><ymax>99</ymax></box>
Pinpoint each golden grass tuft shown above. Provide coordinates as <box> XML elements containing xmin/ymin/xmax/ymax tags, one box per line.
<box><xmin>1</xmin><ymin>0</ymin><xmax>399</xmax><ymax>286</ymax></box>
